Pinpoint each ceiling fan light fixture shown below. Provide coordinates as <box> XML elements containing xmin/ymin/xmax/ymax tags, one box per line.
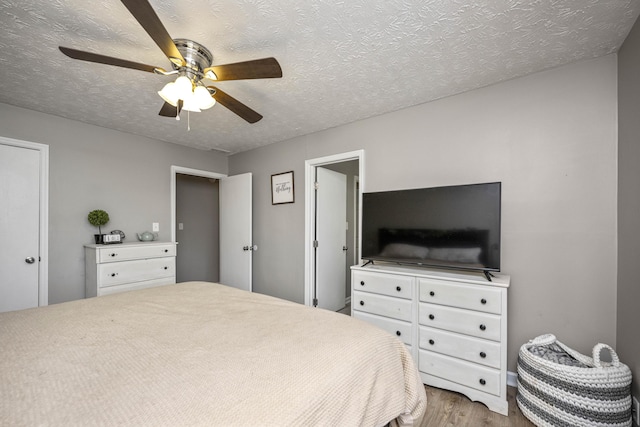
<box><xmin>194</xmin><ymin>85</ymin><xmax>216</xmax><ymax>110</ymax></box>
<box><xmin>174</xmin><ymin>75</ymin><xmax>193</xmax><ymax>95</ymax></box>
<box><xmin>181</xmin><ymin>91</ymin><xmax>202</xmax><ymax>112</ymax></box>
<box><xmin>158</xmin><ymin>81</ymin><xmax>179</xmax><ymax>106</ymax></box>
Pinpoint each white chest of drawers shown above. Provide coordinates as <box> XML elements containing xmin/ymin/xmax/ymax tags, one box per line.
<box><xmin>351</xmin><ymin>269</ymin><xmax>416</xmax><ymax>350</ymax></box>
<box><xmin>85</xmin><ymin>242</ymin><xmax>177</xmax><ymax>297</ymax></box>
<box><xmin>351</xmin><ymin>264</ymin><xmax>510</xmax><ymax>415</ymax></box>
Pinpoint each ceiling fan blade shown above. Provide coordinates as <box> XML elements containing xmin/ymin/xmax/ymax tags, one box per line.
<box><xmin>158</xmin><ymin>102</ymin><xmax>176</xmax><ymax>117</ymax></box>
<box><xmin>59</xmin><ymin>46</ymin><xmax>162</xmax><ymax>73</ymax></box>
<box><xmin>209</xmin><ymin>86</ymin><xmax>263</xmax><ymax>123</ymax></box>
<box><xmin>204</xmin><ymin>58</ymin><xmax>282</xmax><ymax>81</ymax></box>
<box><xmin>120</xmin><ymin>0</ymin><xmax>185</xmax><ymax>67</ymax></box>
<box><xmin>158</xmin><ymin>100</ymin><xmax>183</xmax><ymax>117</ymax></box>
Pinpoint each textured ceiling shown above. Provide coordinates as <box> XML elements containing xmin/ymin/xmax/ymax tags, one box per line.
<box><xmin>1</xmin><ymin>1</ymin><xmax>639</xmax><ymax>154</ymax></box>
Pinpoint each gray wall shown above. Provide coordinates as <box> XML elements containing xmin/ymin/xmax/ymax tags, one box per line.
<box><xmin>617</xmin><ymin>17</ymin><xmax>640</xmax><ymax>401</ymax></box>
<box><xmin>230</xmin><ymin>55</ymin><xmax>619</xmax><ymax>372</ymax></box>
<box><xmin>176</xmin><ymin>174</ymin><xmax>220</xmax><ymax>283</ymax></box>
<box><xmin>0</xmin><ymin>103</ymin><xmax>228</xmax><ymax>303</ymax></box>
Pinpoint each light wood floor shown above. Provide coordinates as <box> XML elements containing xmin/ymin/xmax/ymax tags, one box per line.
<box><xmin>420</xmin><ymin>385</ymin><xmax>534</xmax><ymax>427</ymax></box>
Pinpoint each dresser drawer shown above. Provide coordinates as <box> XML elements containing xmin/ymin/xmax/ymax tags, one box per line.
<box><xmin>419</xmin><ymin>303</ymin><xmax>501</xmax><ymax>341</ymax></box>
<box><xmin>352</xmin><ymin>290</ymin><xmax>412</xmax><ymax>322</ymax></box>
<box><xmin>419</xmin><ymin>278</ymin><xmax>502</xmax><ymax>314</ymax></box>
<box><xmin>353</xmin><ymin>311</ymin><xmax>413</xmax><ymax>345</ymax></box>
<box><xmin>98</xmin><ymin>257</ymin><xmax>175</xmax><ymax>287</ymax></box>
<box><xmin>419</xmin><ymin>325</ymin><xmax>501</xmax><ymax>368</ymax></box>
<box><xmin>352</xmin><ymin>271</ymin><xmax>413</xmax><ymax>299</ymax></box>
<box><xmin>97</xmin><ymin>243</ymin><xmax>176</xmax><ymax>263</ymax></box>
<box><xmin>98</xmin><ymin>277</ymin><xmax>175</xmax><ymax>296</ymax></box>
<box><xmin>419</xmin><ymin>349</ymin><xmax>501</xmax><ymax>396</ymax></box>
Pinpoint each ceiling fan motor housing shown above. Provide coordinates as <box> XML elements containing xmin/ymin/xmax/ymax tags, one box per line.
<box><xmin>172</xmin><ymin>38</ymin><xmax>213</xmax><ymax>82</ymax></box>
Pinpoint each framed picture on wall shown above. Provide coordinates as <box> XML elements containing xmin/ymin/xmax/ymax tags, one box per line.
<box><xmin>271</xmin><ymin>171</ymin><xmax>294</xmax><ymax>204</ymax></box>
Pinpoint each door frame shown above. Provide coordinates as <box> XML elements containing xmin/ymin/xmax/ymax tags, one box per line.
<box><xmin>0</xmin><ymin>136</ymin><xmax>49</xmax><ymax>307</ymax></box>
<box><xmin>170</xmin><ymin>165</ymin><xmax>226</xmax><ymax>243</ymax></box>
<box><xmin>303</xmin><ymin>150</ymin><xmax>365</xmax><ymax>307</ymax></box>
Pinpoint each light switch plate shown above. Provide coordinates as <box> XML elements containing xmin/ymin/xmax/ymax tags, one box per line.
<box><xmin>152</xmin><ymin>222</ymin><xmax>159</xmax><ymax>232</ymax></box>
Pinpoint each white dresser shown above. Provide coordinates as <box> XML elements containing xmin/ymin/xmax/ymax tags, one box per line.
<box><xmin>351</xmin><ymin>264</ymin><xmax>510</xmax><ymax>415</ymax></box>
<box><xmin>85</xmin><ymin>241</ymin><xmax>177</xmax><ymax>297</ymax></box>
<box><xmin>351</xmin><ymin>269</ymin><xmax>415</xmax><ymax>351</ymax></box>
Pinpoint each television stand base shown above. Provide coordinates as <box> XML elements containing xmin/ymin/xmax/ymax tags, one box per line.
<box><xmin>360</xmin><ymin>259</ymin><xmax>373</xmax><ymax>267</ymax></box>
<box><xmin>484</xmin><ymin>271</ymin><xmax>494</xmax><ymax>281</ymax></box>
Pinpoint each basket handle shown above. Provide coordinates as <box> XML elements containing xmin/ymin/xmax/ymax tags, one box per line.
<box><xmin>593</xmin><ymin>343</ymin><xmax>620</xmax><ymax>368</ymax></box>
<box><xmin>529</xmin><ymin>334</ymin><xmax>557</xmax><ymax>346</ymax></box>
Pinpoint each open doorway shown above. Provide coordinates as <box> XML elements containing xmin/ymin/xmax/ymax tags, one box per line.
<box><xmin>171</xmin><ymin>166</ymin><xmax>226</xmax><ymax>283</ymax></box>
<box><xmin>175</xmin><ymin>174</ymin><xmax>219</xmax><ymax>282</ymax></box>
<box><xmin>304</xmin><ymin>150</ymin><xmax>365</xmax><ymax>313</ymax></box>
<box><xmin>171</xmin><ymin>166</ymin><xmax>253</xmax><ymax>291</ymax></box>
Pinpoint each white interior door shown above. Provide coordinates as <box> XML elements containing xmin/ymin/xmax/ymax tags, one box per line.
<box><xmin>0</xmin><ymin>144</ymin><xmax>40</xmax><ymax>312</ymax></box>
<box><xmin>219</xmin><ymin>173</ymin><xmax>252</xmax><ymax>291</ymax></box>
<box><xmin>315</xmin><ymin>167</ymin><xmax>347</xmax><ymax>311</ymax></box>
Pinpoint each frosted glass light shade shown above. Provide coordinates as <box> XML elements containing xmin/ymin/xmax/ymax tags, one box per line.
<box><xmin>181</xmin><ymin>91</ymin><xmax>201</xmax><ymax>112</ymax></box>
<box><xmin>158</xmin><ymin>82</ymin><xmax>179</xmax><ymax>106</ymax></box>
<box><xmin>194</xmin><ymin>86</ymin><xmax>216</xmax><ymax>110</ymax></box>
<box><xmin>174</xmin><ymin>76</ymin><xmax>192</xmax><ymax>95</ymax></box>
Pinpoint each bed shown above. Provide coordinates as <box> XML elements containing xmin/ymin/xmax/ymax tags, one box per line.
<box><xmin>0</xmin><ymin>281</ymin><xmax>426</xmax><ymax>426</ymax></box>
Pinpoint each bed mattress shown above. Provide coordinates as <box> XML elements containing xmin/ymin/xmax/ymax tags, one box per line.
<box><xmin>1</xmin><ymin>281</ymin><xmax>426</xmax><ymax>426</ymax></box>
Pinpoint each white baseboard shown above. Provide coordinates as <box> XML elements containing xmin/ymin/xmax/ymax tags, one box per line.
<box><xmin>507</xmin><ymin>370</ymin><xmax>517</xmax><ymax>388</ymax></box>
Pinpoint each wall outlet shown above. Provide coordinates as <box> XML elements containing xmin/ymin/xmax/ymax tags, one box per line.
<box><xmin>152</xmin><ymin>222</ymin><xmax>159</xmax><ymax>232</ymax></box>
<box><xmin>633</xmin><ymin>395</ymin><xmax>639</xmax><ymax>426</ymax></box>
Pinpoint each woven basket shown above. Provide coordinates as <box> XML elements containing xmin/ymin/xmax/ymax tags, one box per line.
<box><xmin>517</xmin><ymin>334</ymin><xmax>632</xmax><ymax>427</ymax></box>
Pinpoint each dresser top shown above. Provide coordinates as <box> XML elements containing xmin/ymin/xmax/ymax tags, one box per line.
<box><xmin>351</xmin><ymin>263</ymin><xmax>510</xmax><ymax>288</ymax></box>
<box><xmin>84</xmin><ymin>241</ymin><xmax>176</xmax><ymax>249</ymax></box>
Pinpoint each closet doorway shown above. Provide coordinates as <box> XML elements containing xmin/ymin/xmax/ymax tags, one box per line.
<box><xmin>175</xmin><ymin>174</ymin><xmax>220</xmax><ymax>282</ymax></box>
<box><xmin>304</xmin><ymin>150</ymin><xmax>364</xmax><ymax>312</ymax></box>
<box><xmin>171</xmin><ymin>166</ymin><xmax>253</xmax><ymax>291</ymax></box>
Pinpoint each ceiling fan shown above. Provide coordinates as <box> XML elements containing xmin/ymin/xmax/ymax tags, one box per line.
<box><xmin>59</xmin><ymin>0</ymin><xmax>282</xmax><ymax>123</ymax></box>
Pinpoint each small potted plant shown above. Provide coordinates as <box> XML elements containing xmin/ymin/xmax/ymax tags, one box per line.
<box><xmin>88</xmin><ymin>209</ymin><xmax>110</xmax><ymax>244</ymax></box>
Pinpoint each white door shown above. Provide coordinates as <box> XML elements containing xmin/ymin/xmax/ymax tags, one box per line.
<box><xmin>315</xmin><ymin>167</ymin><xmax>347</xmax><ymax>311</ymax></box>
<box><xmin>0</xmin><ymin>144</ymin><xmax>41</xmax><ymax>312</ymax></box>
<box><xmin>219</xmin><ymin>173</ymin><xmax>252</xmax><ymax>291</ymax></box>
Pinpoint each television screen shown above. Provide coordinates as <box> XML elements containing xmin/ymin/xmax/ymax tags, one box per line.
<box><xmin>361</xmin><ymin>182</ymin><xmax>501</xmax><ymax>273</ymax></box>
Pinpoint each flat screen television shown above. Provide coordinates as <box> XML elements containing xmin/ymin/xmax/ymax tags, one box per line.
<box><xmin>361</xmin><ymin>182</ymin><xmax>501</xmax><ymax>278</ymax></box>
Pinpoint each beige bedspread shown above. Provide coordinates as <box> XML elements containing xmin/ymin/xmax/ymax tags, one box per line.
<box><xmin>1</xmin><ymin>281</ymin><xmax>426</xmax><ymax>426</ymax></box>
